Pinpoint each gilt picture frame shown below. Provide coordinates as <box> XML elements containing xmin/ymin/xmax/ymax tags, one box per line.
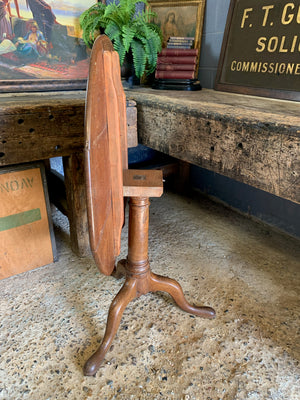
<box><xmin>149</xmin><ymin>0</ymin><xmax>206</xmax><ymax>63</ymax></box>
<box><xmin>0</xmin><ymin>0</ymin><xmax>97</xmax><ymax>92</ymax></box>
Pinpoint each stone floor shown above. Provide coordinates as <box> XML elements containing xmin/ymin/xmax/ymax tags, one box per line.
<box><xmin>0</xmin><ymin>190</ymin><xmax>299</xmax><ymax>400</ymax></box>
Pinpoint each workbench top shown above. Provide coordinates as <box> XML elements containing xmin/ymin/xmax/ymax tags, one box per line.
<box><xmin>126</xmin><ymin>87</ymin><xmax>300</xmax><ymax>131</ymax></box>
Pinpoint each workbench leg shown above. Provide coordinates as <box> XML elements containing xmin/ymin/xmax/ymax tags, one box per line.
<box><xmin>177</xmin><ymin>160</ymin><xmax>191</xmax><ymax>193</ymax></box>
<box><xmin>63</xmin><ymin>153</ymin><xmax>90</xmax><ymax>257</ymax></box>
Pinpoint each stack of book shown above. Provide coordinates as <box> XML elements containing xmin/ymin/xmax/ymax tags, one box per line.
<box><xmin>155</xmin><ymin>48</ymin><xmax>198</xmax><ymax>80</ymax></box>
<box><xmin>167</xmin><ymin>36</ymin><xmax>195</xmax><ymax>49</ymax></box>
<box><xmin>153</xmin><ymin>37</ymin><xmax>201</xmax><ymax>90</ymax></box>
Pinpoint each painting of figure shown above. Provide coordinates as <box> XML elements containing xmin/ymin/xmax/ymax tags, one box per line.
<box><xmin>0</xmin><ymin>0</ymin><xmax>97</xmax><ymax>90</ymax></box>
<box><xmin>0</xmin><ymin>1</ymin><xmax>14</xmax><ymax>40</ymax></box>
<box><xmin>15</xmin><ymin>20</ymin><xmax>48</xmax><ymax>58</ymax></box>
<box><xmin>152</xmin><ymin>4</ymin><xmax>198</xmax><ymax>42</ymax></box>
<box><xmin>25</xmin><ymin>0</ymin><xmax>57</xmax><ymax>42</ymax></box>
<box><xmin>161</xmin><ymin>11</ymin><xmax>180</xmax><ymax>46</ymax></box>
<box><xmin>149</xmin><ymin>1</ymin><xmax>205</xmax><ymax>50</ymax></box>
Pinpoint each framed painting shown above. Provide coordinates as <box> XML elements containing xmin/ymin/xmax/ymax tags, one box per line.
<box><xmin>0</xmin><ymin>0</ymin><xmax>97</xmax><ymax>92</ymax></box>
<box><xmin>215</xmin><ymin>0</ymin><xmax>300</xmax><ymax>102</ymax></box>
<box><xmin>149</xmin><ymin>0</ymin><xmax>206</xmax><ymax>57</ymax></box>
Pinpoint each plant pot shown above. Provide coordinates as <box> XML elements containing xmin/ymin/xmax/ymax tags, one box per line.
<box><xmin>121</xmin><ymin>53</ymin><xmax>133</xmax><ymax>79</ymax></box>
<box><xmin>121</xmin><ymin>52</ymin><xmax>140</xmax><ymax>87</ymax></box>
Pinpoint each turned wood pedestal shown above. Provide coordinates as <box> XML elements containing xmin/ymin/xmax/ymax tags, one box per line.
<box><xmin>84</xmin><ymin>196</ymin><xmax>215</xmax><ymax>376</ymax></box>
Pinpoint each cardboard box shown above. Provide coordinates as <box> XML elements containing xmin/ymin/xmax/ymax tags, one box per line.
<box><xmin>0</xmin><ymin>163</ymin><xmax>56</xmax><ymax>280</ymax></box>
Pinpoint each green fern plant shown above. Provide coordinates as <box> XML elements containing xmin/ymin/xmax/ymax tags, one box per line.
<box><xmin>80</xmin><ymin>0</ymin><xmax>162</xmax><ymax>78</ymax></box>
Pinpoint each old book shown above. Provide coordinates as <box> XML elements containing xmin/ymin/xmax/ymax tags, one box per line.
<box><xmin>155</xmin><ymin>70</ymin><xmax>195</xmax><ymax>79</ymax></box>
<box><xmin>156</xmin><ymin>64</ymin><xmax>196</xmax><ymax>71</ymax></box>
<box><xmin>167</xmin><ymin>38</ymin><xmax>195</xmax><ymax>47</ymax></box>
<box><xmin>169</xmin><ymin>36</ymin><xmax>195</xmax><ymax>41</ymax></box>
<box><xmin>166</xmin><ymin>44</ymin><xmax>194</xmax><ymax>49</ymax></box>
<box><xmin>159</xmin><ymin>48</ymin><xmax>198</xmax><ymax>57</ymax></box>
<box><xmin>168</xmin><ymin>37</ymin><xmax>195</xmax><ymax>44</ymax></box>
<box><xmin>157</xmin><ymin>56</ymin><xmax>197</xmax><ymax>65</ymax></box>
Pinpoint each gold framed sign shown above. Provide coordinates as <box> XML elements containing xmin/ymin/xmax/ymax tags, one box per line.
<box><xmin>215</xmin><ymin>0</ymin><xmax>300</xmax><ymax>102</ymax></box>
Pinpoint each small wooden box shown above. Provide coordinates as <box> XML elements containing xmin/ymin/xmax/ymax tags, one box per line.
<box><xmin>0</xmin><ymin>163</ymin><xmax>56</xmax><ymax>280</ymax></box>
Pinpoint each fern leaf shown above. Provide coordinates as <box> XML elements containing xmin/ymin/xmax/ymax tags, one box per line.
<box><xmin>131</xmin><ymin>39</ymin><xmax>147</xmax><ymax>78</ymax></box>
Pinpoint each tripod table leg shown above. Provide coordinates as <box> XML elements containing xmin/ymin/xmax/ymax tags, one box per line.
<box><xmin>84</xmin><ymin>278</ymin><xmax>137</xmax><ymax>376</ymax></box>
<box><xmin>149</xmin><ymin>272</ymin><xmax>216</xmax><ymax>319</ymax></box>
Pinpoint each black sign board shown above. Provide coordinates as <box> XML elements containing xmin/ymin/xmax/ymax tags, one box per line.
<box><xmin>215</xmin><ymin>0</ymin><xmax>300</xmax><ymax>101</ymax></box>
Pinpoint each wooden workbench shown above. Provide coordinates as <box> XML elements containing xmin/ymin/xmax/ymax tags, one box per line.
<box><xmin>126</xmin><ymin>88</ymin><xmax>300</xmax><ymax>205</ymax></box>
<box><xmin>1</xmin><ymin>88</ymin><xmax>299</xmax><ymax>259</ymax></box>
<box><xmin>0</xmin><ymin>91</ymin><xmax>137</xmax><ymax>257</ymax></box>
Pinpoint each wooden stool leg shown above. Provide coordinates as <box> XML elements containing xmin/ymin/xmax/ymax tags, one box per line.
<box><xmin>84</xmin><ymin>277</ymin><xmax>137</xmax><ymax>376</ymax></box>
<box><xmin>149</xmin><ymin>272</ymin><xmax>216</xmax><ymax>319</ymax></box>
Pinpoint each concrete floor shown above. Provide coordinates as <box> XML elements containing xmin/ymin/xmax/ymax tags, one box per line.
<box><xmin>0</xmin><ymin>190</ymin><xmax>299</xmax><ymax>400</ymax></box>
